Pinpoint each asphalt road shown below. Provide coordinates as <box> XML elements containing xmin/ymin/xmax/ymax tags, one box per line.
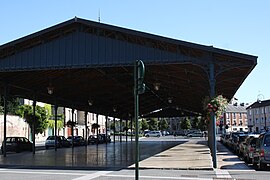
<box><xmin>1</xmin><ymin>136</ymin><xmax>270</xmax><ymax>179</ymax></box>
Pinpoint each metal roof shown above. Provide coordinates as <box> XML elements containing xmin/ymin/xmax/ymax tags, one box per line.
<box><xmin>247</xmin><ymin>100</ymin><xmax>270</xmax><ymax>109</ymax></box>
<box><xmin>225</xmin><ymin>104</ymin><xmax>248</xmax><ymax>113</ymax></box>
<box><xmin>0</xmin><ymin>17</ymin><xmax>257</xmax><ymax>119</ymax></box>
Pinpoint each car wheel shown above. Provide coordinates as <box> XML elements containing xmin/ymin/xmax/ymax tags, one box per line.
<box><xmin>15</xmin><ymin>148</ymin><xmax>21</xmax><ymax>153</ymax></box>
<box><xmin>45</xmin><ymin>146</ymin><xmax>49</xmax><ymax>150</ymax></box>
<box><xmin>259</xmin><ymin>160</ymin><xmax>267</xmax><ymax>170</ymax></box>
<box><xmin>252</xmin><ymin>158</ymin><xmax>257</xmax><ymax>167</ymax></box>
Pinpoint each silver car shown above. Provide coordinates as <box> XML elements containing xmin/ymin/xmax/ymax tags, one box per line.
<box><xmin>252</xmin><ymin>132</ymin><xmax>270</xmax><ymax>170</ymax></box>
<box><xmin>145</xmin><ymin>131</ymin><xmax>162</xmax><ymax>137</ymax></box>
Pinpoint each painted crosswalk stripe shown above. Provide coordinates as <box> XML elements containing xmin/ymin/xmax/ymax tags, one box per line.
<box><xmin>215</xmin><ymin>169</ymin><xmax>232</xmax><ymax>179</ymax></box>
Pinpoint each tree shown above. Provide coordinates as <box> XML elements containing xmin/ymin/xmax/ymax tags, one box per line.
<box><xmin>148</xmin><ymin>118</ymin><xmax>158</xmax><ymax>130</ymax></box>
<box><xmin>15</xmin><ymin>104</ymin><xmax>49</xmax><ymax>134</ymax></box>
<box><xmin>44</xmin><ymin>104</ymin><xmax>64</xmax><ymax>129</ymax></box>
<box><xmin>180</xmin><ymin>117</ymin><xmax>191</xmax><ymax>130</ymax></box>
<box><xmin>141</xmin><ymin>119</ymin><xmax>149</xmax><ymax>131</ymax></box>
<box><xmin>191</xmin><ymin>116</ymin><xmax>200</xmax><ymax>129</ymax></box>
<box><xmin>0</xmin><ymin>96</ymin><xmax>21</xmax><ymax>115</ymax></box>
<box><xmin>159</xmin><ymin>118</ymin><xmax>169</xmax><ymax>131</ymax></box>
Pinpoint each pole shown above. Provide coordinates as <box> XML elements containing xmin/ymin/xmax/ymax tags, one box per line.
<box><xmin>32</xmin><ymin>98</ymin><xmax>36</xmax><ymax>154</ymax></box>
<box><xmin>3</xmin><ymin>85</ymin><xmax>7</xmax><ymax>157</ymax></box>
<box><xmin>85</xmin><ymin>111</ymin><xmax>88</xmax><ymax>146</ymax></box>
<box><xmin>134</xmin><ymin>60</ymin><xmax>139</xmax><ymax>180</ymax></box>
<box><xmin>209</xmin><ymin>62</ymin><xmax>217</xmax><ymax>168</ymax></box>
<box><xmin>72</xmin><ymin>108</ymin><xmax>74</xmax><ymax>148</ymax></box>
<box><xmin>54</xmin><ymin>104</ymin><xmax>58</xmax><ymax>151</ymax></box>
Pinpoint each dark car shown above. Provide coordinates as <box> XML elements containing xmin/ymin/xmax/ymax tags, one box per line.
<box><xmin>88</xmin><ymin>135</ymin><xmax>100</xmax><ymax>145</ymax></box>
<box><xmin>88</xmin><ymin>134</ymin><xmax>111</xmax><ymax>144</ymax></box>
<box><xmin>1</xmin><ymin>137</ymin><xmax>32</xmax><ymax>153</ymax></box>
<box><xmin>242</xmin><ymin>135</ymin><xmax>260</xmax><ymax>163</ymax></box>
<box><xmin>67</xmin><ymin>136</ymin><xmax>86</xmax><ymax>146</ymax></box>
<box><xmin>235</xmin><ymin>134</ymin><xmax>248</xmax><ymax>155</ymax></box>
<box><xmin>99</xmin><ymin>134</ymin><xmax>111</xmax><ymax>143</ymax></box>
<box><xmin>45</xmin><ymin>136</ymin><xmax>71</xmax><ymax>149</ymax></box>
<box><xmin>252</xmin><ymin>132</ymin><xmax>270</xmax><ymax>170</ymax></box>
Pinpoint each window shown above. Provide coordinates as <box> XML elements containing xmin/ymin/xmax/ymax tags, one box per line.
<box><xmin>233</xmin><ymin>113</ymin><xmax>236</xmax><ymax>119</ymax></box>
<box><xmin>226</xmin><ymin>113</ymin><xmax>229</xmax><ymax>119</ymax></box>
<box><xmin>256</xmin><ymin>108</ymin><xmax>259</xmax><ymax>114</ymax></box>
<box><xmin>249</xmin><ymin>110</ymin><xmax>252</xmax><ymax>115</ymax></box>
<box><xmin>239</xmin><ymin>113</ymin><xmax>242</xmax><ymax>119</ymax></box>
<box><xmin>261</xmin><ymin>108</ymin><xmax>264</xmax><ymax>114</ymax></box>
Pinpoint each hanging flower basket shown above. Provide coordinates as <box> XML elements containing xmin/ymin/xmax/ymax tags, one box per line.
<box><xmin>203</xmin><ymin>95</ymin><xmax>228</xmax><ymax>121</ymax></box>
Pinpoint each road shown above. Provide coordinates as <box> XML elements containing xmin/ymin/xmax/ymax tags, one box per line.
<box><xmin>0</xmin><ymin>136</ymin><xmax>270</xmax><ymax>179</ymax></box>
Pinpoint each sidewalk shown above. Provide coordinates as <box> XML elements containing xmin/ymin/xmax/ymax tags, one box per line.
<box><xmin>130</xmin><ymin>138</ymin><xmax>213</xmax><ymax>170</ymax></box>
<box><xmin>0</xmin><ymin>137</ymin><xmax>249</xmax><ymax>171</ymax></box>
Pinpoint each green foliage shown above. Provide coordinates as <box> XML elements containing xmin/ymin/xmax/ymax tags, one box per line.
<box><xmin>15</xmin><ymin>104</ymin><xmax>49</xmax><ymax>134</ymax></box>
<box><xmin>0</xmin><ymin>96</ymin><xmax>21</xmax><ymax>115</ymax></box>
<box><xmin>141</xmin><ymin>119</ymin><xmax>149</xmax><ymax>131</ymax></box>
<box><xmin>47</xmin><ymin>119</ymin><xmax>64</xmax><ymax>129</ymax></box>
<box><xmin>180</xmin><ymin>117</ymin><xmax>191</xmax><ymax>130</ymax></box>
<box><xmin>203</xmin><ymin>95</ymin><xmax>228</xmax><ymax>121</ymax></box>
<box><xmin>148</xmin><ymin>118</ymin><xmax>158</xmax><ymax>130</ymax></box>
<box><xmin>191</xmin><ymin>117</ymin><xmax>200</xmax><ymax>129</ymax></box>
<box><xmin>159</xmin><ymin>118</ymin><xmax>169</xmax><ymax>131</ymax></box>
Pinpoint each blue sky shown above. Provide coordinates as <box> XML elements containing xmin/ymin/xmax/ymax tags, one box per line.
<box><xmin>1</xmin><ymin>1</ymin><xmax>269</xmax><ymax>104</ymax></box>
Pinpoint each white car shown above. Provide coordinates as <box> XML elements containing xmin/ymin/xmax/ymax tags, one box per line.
<box><xmin>187</xmin><ymin>132</ymin><xmax>203</xmax><ymax>137</ymax></box>
<box><xmin>145</xmin><ymin>131</ymin><xmax>162</xmax><ymax>137</ymax></box>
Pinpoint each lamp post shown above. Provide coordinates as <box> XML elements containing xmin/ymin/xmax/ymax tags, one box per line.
<box><xmin>264</xmin><ymin>106</ymin><xmax>267</xmax><ymax>132</ymax></box>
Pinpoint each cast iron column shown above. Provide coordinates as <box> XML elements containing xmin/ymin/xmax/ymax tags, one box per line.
<box><xmin>209</xmin><ymin>62</ymin><xmax>217</xmax><ymax>168</ymax></box>
<box><xmin>54</xmin><ymin>104</ymin><xmax>58</xmax><ymax>151</ymax></box>
<box><xmin>85</xmin><ymin>111</ymin><xmax>88</xmax><ymax>146</ymax></box>
<box><xmin>71</xmin><ymin>108</ymin><xmax>74</xmax><ymax>148</ymax></box>
<box><xmin>32</xmin><ymin>98</ymin><xmax>36</xmax><ymax>154</ymax></box>
<box><xmin>3</xmin><ymin>85</ymin><xmax>7</xmax><ymax>157</ymax></box>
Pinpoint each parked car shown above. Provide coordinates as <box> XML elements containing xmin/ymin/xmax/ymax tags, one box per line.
<box><xmin>1</xmin><ymin>137</ymin><xmax>32</xmax><ymax>153</ymax></box>
<box><xmin>88</xmin><ymin>135</ymin><xmax>101</xmax><ymax>144</ymax></box>
<box><xmin>99</xmin><ymin>134</ymin><xmax>111</xmax><ymax>143</ymax></box>
<box><xmin>88</xmin><ymin>134</ymin><xmax>111</xmax><ymax>144</ymax></box>
<box><xmin>235</xmin><ymin>134</ymin><xmax>249</xmax><ymax>155</ymax></box>
<box><xmin>67</xmin><ymin>136</ymin><xmax>86</xmax><ymax>146</ymax></box>
<box><xmin>242</xmin><ymin>135</ymin><xmax>260</xmax><ymax>163</ymax></box>
<box><xmin>221</xmin><ymin>134</ymin><xmax>231</xmax><ymax>146</ymax></box>
<box><xmin>45</xmin><ymin>136</ymin><xmax>71</xmax><ymax>149</ymax></box>
<box><xmin>187</xmin><ymin>132</ymin><xmax>203</xmax><ymax>137</ymax></box>
<box><xmin>145</xmin><ymin>131</ymin><xmax>162</xmax><ymax>137</ymax></box>
<box><xmin>227</xmin><ymin>131</ymin><xmax>245</xmax><ymax>150</ymax></box>
<box><xmin>252</xmin><ymin>132</ymin><xmax>270</xmax><ymax>169</ymax></box>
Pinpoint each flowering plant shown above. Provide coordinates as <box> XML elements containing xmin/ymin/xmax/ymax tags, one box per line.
<box><xmin>203</xmin><ymin>95</ymin><xmax>228</xmax><ymax>121</ymax></box>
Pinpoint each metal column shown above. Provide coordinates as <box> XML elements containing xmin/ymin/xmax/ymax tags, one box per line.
<box><xmin>3</xmin><ymin>85</ymin><xmax>7</xmax><ymax>157</ymax></box>
<box><xmin>209</xmin><ymin>62</ymin><xmax>217</xmax><ymax>168</ymax></box>
<box><xmin>71</xmin><ymin>108</ymin><xmax>74</xmax><ymax>148</ymax></box>
<box><xmin>85</xmin><ymin>111</ymin><xmax>88</xmax><ymax>146</ymax></box>
<box><xmin>113</xmin><ymin>117</ymin><xmax>116</xmax><ymax>143</ymax></box>
<box><xmin>54</xmin><ymin>104</ymin><xmax>58</xmax><ymax>151</ymax></box>
<box><xmin>105</xmin><ymin>115</ymin><xmax>108</xmax><ymax>144</ymax></box>
<box><xmin>32</xmin><ymin>98</ymin><xmax>36</xmax><ymax>154</ymax></box>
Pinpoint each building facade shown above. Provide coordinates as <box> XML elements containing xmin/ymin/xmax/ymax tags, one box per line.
<box><xmin>246</xmin><ymin>100</ymin><xmax>270</xmax><ymax>133</ymax></box>
<box><xmin>222</xmin><ymin>102</ymin><xmax>248</xmax><ymax>133</ymax></box>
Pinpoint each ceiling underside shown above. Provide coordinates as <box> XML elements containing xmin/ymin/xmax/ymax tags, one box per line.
<box><xmin>0</xmin><ymin>18</ymin><xmax>257</xmax><ymax>119</ymax></box>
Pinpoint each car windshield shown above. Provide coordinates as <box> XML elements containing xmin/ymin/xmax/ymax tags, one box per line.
<box><xmin>264</xmin><ymin>135</ymin><xmax>270</xmax><ymax>147</ymax></box>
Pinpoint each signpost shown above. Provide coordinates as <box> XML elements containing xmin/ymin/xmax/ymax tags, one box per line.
<box><xmin>134</xmin><ymin>60</ymin><xmax>145</xmax><ymax>180</ymax></box>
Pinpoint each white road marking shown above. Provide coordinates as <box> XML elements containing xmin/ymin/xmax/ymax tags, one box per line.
<box><xmin>101</xmin><ymin>174</ymin><xmax>212</xmax><ymax>180</ymax></box>
<box><xmin>215</xmin><ymin>169</ymin><xmax>232</xmax><ymax>179</ymax></box>
<box><xmin>72</xmin><ymin>171</ymin><xmax>112</xmax><ymax>180</ymax></box>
